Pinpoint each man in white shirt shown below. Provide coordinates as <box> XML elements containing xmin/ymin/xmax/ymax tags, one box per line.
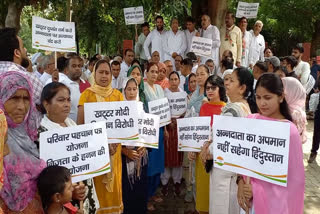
<box><xmin>184</xmin><ymin>16</ymin><xmax>198</xmax><ymax>57</ymax></box>
<box><xmin>135</xmin><ymin>22</ymin><xmax>150</xmax><ymax>69</ymax></box>
<box><xmin>238</xmin><ymin>17</ymin><xmax>252</xmax><ymax>67</ymax></box>
<box><xmin>163</xmin><ymin>18</ymin><xmax>187</xmax><ymax>71</ymax></box>
<box><xmin>64</xmin><ymin>55</ymin><xmax>90</xmax><ymax>122</ymax></box>
<box><xmin>292</xmin><ymin>44</ymin><xmax>311</xmax><ymax>88</ymax></box>
<box><xmin>40</xmin><ymin>54</ymin><xmax>55</xmax><ymax>84</ymax></box>
<box><xmin>186</xmin><ymin>52</ymin><xmax>199</xmax><ymax>74</ymax></box>
<box><xmin>120</xmin><ymin>49</ymin><xmax>134</xmax><ymax>77</ymax></box>
<box><xmin>111</xmin><ymin>60</ymin><xmax>125</xmax><ymax>89</ymax></box>
<box><xmin>248</xmin><ymin>20</ymin><xmax>265</xmax><ymax>69</ymax></box>
<box><xmin>144</xmin><ymin>15</ymin><xmax>166</xmax><ymax>62</ymax></box>
<box><xmin>199</xmin><ymin>14</ymin><xmax>221</xmax><ymax>67</ymax></box>
<box><xmin>220</xmin><ymin>12</ymin><xmax>242</xmax><ymax>67</ymax></box>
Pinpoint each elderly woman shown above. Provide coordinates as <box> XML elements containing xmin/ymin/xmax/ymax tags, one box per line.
<box><xmin>0</xmin><ymin>72</ymin><xmax>46</xmax><ymax>213</ymax></box>
<box><xmin>78</xmin><ymin>59</ymin><xmax>124</xmax><ymax>214</ymax></box>
<box><xmin>155</xmin><ymin>62</ymin><xmax>169</xmax><ymax>89</ymax></box>
<box><xmin>38</xmin><ymin>82</ymin><xmax>97</xmax><ymax>214</ymax></box>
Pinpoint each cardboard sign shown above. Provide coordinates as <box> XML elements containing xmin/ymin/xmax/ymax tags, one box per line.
<box><xmin>40</xmin><ymin>122</ymin><xmax>110</xmax><ymax>183</ymax></box>
<box><xmin>166</xmin><ymin>91</ymin><xmax>187</xmax><ymax>117</ymax></box>
<box><xmin>236</xmin><ymin>2</ymin><xmax>260</xmax><ymax>19</ymax></box>
<box><xmin>84</xmin><ymin>101</ymin><xmax>139</xmax><ymax>144</ymax></box>
<box><xmin>177</xmin><ymin>117</ymin><xmax>211</xmax><ymax>152</ymax></box>
<box><xmin>148</xmin><ymin>98</ymin><xmax>171</xmax><ymax>127</ymax></box>
<box><xmin>212</xmin><ymin>115</ymin><xmax>290</xmax><ymax>187</ymax></box>
<box><xmin>124</xmin><ymin>6</ymin><xmax>144</xmax><ymax>25</ymax></box>
<box><xmin>32</xmin><ymin>16</ymin><xmax>76</xmax><ymax>52</ymax></box>
<box><xmin>190</xmin><ymin>36</ymin><xmax>213</xmax><ymax>57</ymax></box>
<box><xmin>138</xmin><ymin>111</ymin><xmax>160</xmax><ymax>149</ymax></box>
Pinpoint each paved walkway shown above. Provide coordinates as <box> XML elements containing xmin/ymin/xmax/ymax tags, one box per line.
<box><xmin>303</xmin><ymin>120</ymin><xmax>320</xmax><ymax>214</ymax></box>
<box><xmin>149</xmin><ymin>120</ymin><xmax>320</xmax><ymax>214</ymax></box>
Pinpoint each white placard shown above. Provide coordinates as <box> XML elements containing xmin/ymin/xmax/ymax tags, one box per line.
<box><xmin>138</xmin><ymin>112</ymin><xmax>160</xmax><ymax>149</ymax></box>
<box><xmin>166</xmin><ymin>91</ymin><xmax>187</xmax><ymax>117</ymax></box>
<box><xmin>84</xmin><ymin>101</ymin><xmax>139</xmax><ymax>144</ymax></box>
<box><xmin>148</xmin><ymin>98</ymin><xmax>171</xmax><ymax>127</ymax></box>
<box><xmin>236</xmin><ymin>2</ymin><xmax>260</xmax><ymax>19</ymax></box>
<box><xmin>212</xmin><ymin>115</ymin><xmax>290</xmax><ymax>187</ymax></box>
<box><xmin>123</xmin><ymin>6</ymin><xmax>144</xmax><ymax>25</ymax></box>
<box><xmin>177</xmin><ymin>117</ymin><xmax>211</xmax><ymax>152</ymax></box>
<box><xmin>190</xmin><ymin>36</ymin><xmax>213</xmax><ymax>57</ymax></box>
<box><xmin>32</xmin><ymin>16</ymin><xmax>76</xmax><ymax>52</ymax></box>
<box><xmin>40</xmin><ymin>122</ymin><xmax>110</xmax><ymax>183</ymax></box>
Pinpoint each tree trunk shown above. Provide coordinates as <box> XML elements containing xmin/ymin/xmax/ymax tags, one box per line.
<box><xmin>192</xmin><ymin>0</ymin><xmax>228</xmax><ymax>29</ymax></box>
<box><xmin>311</xmin><ymin>20</ymin><xmax>320</xmax><ymax>57</ymax></box>
<box><xmin>208</xmin><ymin>0</ymin><xmax>227</xmax><ymax>29</ymax></box>
<box><xmin>5</xmin><ymin>2</ymin><xmax>24</xmax><ymax>31</ymax></box>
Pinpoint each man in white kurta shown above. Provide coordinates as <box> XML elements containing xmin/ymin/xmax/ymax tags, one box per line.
<box><xmin>292</xmin><ymin>44</ymin><xmax>311</xmax><ymax>89</ymax></box>
<box><xmin>144</xmin><ymin>15</ymin><xmax>166</xmax><ymax>62</ymax></box>
<box><xmin>120</xmin><ymin>49</ymin><xmax>134</xmax><ymax>77</ymax></box>
<box><xmin>248</xmin><ymin>20</ymin><xmax>265</xmax><ymax>69</ymax></box>
<box><xmin>199</xmin><ymin>15</ymin><xmax>221</xmax><ymax>67</ymax></box>
<box><xmin>220</xmin><ymin>12</ymin><xmax>242</xmax><ymax>67</ymax></box>
<box><xmin>184</xmin><ymin>17</ymin><xmax>198</xmax><ymax>57</ymax></box>
<box><xmin>238</xmin><ymin>17</ymin><xmax>252</xmax><ymax>67</ymax></box>
<box><xmin>163</xmin><ymin>18</ymin><xmax>187</xmax><ymax>72</ymax></box>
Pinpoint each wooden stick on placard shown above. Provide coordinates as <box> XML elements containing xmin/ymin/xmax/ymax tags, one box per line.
<box><xmin>54</xmin><ymin>51</ymin><xmax>57</xmax><ymax>69</ymax></box>
<box><xmin>135</xmin><ymin>24</ymin><xmax>138</xmax><ymax>43</ymax></box>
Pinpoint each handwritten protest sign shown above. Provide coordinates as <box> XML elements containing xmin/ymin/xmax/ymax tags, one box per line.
<box><xmin>177</xmin><ymin>117</ymin><xmax>211</xmax><ymax>152</ymax></box>
<box><xmin>190</xmin><ymin>36</ymin><xmax>213</xmax><ymax>57</ymax></box>
<box><xmin>148</xmin><ymin>98</ymin><xmax>171</xmax><ymax>127</ymax></box>
<box><xmin>212</xmin><ymin>115</ymin><xmax>290</xmax><ymax>187</ymax></box>
<box><xmin>40</xmin><ymin>122</ymin><xmax>110</xmax><ymax>183</ymax></box>
<box><xmin>84</xmin><ymin>101</ymin><xmax>139</xmax><ymax>144</ymax></box>
<box><xmin>123</xmin><ymin>6</ymin><xmax>144</xmax><ymax>25</ymax></box>
<box><xmin>138</xmin><ymin>112</ymin><xmax>160</xmax><ymax>149</ymax></box>
<box><xmin>32</xmin><ymin>16</ymin><xmax>76</xmax><ymax>52</ymax></box>
<box><xmin>236</xmin><ymin>2</ymin><xmax>260</xmax><ymax>19</ymax></box>
<box><xmin>166</xmin><ymin>91</ymin><xmax>187</xmax><ymax>117</ymax></box>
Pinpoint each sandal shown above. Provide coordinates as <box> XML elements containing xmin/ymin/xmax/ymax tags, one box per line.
<box><xmin>151</xmin><ymin>195</ymin><xmax>163</xmax><ymax>203</ymax></box>
<box><xmin>147</xmin><ymin>202</ymin><xmax>155</xmax><ymax>211</ymax></box>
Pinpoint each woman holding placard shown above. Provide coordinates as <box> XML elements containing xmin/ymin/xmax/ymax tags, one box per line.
<box><xmin>0</xmin><ymin>72</ymin><xmax>46</xmax><ymax>213</ymax></box>
<box><xmin>161</xmin><ymin>71</ymin><xmax>187</xmax><ymax>196</ymax></box>
<box><xmin>237</xmin><ymin>73</ymin><xmax>304</xmax><ymax>214</ymax></box>
<box><xmin>198</xmin><ymin>75</ymin><xmax>227</xmax><ymax>213</ymax></box>
<box><xmin>126</xmin><ymin>65</ymin><xmax>148</xmax><ymax>111</ymax></box>
<box><xmin>121</xmin><ymin>78</ymin><xmax>148</xmax><ymax>214</ymax></box>
<box><xmin>78</xmin><ymin>59</ymin><xmax>124</xmax><ymax>214</ymax></box>
<box><xmin>39</xmin><ymin>82</ymin><xmax>98</xmax><ymax>214</ymax></box>
<box><xmin>203</xmin><ymin>67</ymin><xmax>256</xmax><ymax>214</ymax></box>
<box><xmin>187</xmin><ymin>65</ymin><xmax>210</xmax><ymax>214</ymax></box>
<box><xmin>143</xmin><ymin>62</ymin><xmax>165</xmax><ymax>210</ymax></box>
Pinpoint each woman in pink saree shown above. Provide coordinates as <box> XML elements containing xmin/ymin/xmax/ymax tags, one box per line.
<box><xmin>238</xmin><ymin>73</ymin><xmax>305</xmax><ymax>214</ymax></box>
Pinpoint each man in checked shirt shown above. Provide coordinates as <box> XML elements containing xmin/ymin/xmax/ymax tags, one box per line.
<box><xmin>0</xmin><ymin>28</ymin><xmax>44</xmax><ymax>128</ymax></box>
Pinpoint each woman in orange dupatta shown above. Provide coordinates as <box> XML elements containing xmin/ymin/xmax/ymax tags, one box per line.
<box><xmin>78</xmin><ymin>60</ymin><xmax>124</xmax><ymax>214</ymax></box>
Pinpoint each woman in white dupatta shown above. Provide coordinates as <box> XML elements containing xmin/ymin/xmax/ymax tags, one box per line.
<box><xmin>38</xmin><ymin>82</ymin><xmax>99</xmax><ymax>214</ymax></box>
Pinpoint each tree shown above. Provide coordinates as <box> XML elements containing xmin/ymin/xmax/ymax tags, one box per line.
<box><xmin>228</xmin><ymin>0</ymin><xmax>320</xmax><ymax>56</ymax></box>
<box><xmin>0</xmin><ymin>0</ymin><xmax>47</xmax><ymax>30</ymax></box>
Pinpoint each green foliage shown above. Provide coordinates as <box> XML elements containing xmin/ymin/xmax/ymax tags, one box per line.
<box><xmin>228</xmin><ymin>0</ymin><xmax>318</xmax><ymax>56</ymax></box>
<box><xmin>18</xmin><ymin>0</ymin><xmax>192</xmax><ymax>56</ymax></box>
